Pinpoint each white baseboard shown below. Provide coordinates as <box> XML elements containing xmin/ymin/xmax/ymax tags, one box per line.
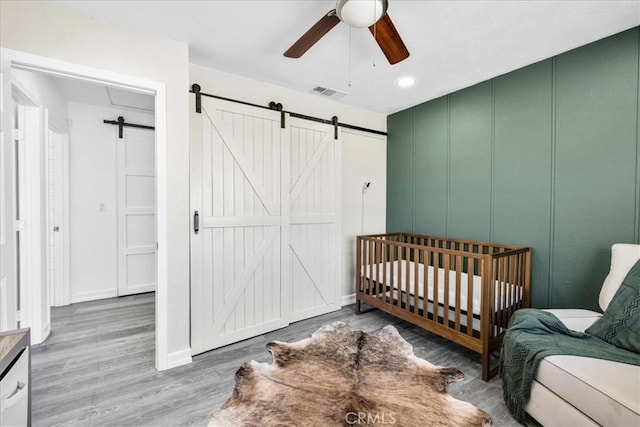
<box><xmin>341</xmin><ymin>293</ymin><xmax>356</xmax><ymax>307</ymax></box>
<box><xmin>167</xmin><ymin>347</ymin><xmax>192</xmax><ymax>369</ymax></box>
<box><xmin>70</xmin><ymin>289</ymin><xmax>118</xmax><ymax>304</ymax></box>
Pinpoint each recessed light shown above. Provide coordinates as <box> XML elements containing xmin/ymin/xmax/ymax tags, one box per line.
<box><xmin>396</xmin><ymin>76</ymin><xmax>415</xmax><ymax>88</ymax></box>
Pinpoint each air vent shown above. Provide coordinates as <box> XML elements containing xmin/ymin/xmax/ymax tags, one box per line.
<box><xmin>311</xmin><ymin>86</ymin><xmax>348</xmax><ymax>100</ymax></box>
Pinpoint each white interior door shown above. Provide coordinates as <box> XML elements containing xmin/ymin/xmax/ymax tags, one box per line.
<box><xmin>190</xmin><ymin>96</ymin><xmax>288</xmax><ymax>355</ymax></box>
<box><xmin>288</xmin><ymin>117</ymin><xmax>341</xmax><ymax>321</ymax></box>
<box><xmin>117</xmin><ymin>127</ymin><xmax>156</xmax><ymax>296</ymax></box>
<box><xmin>0</xmin><ymin>58</ymin><xmax>16</xmax><ymax>332</ymax></box>
<box><xmin>47</xmin><ymin>130</ymin><xmax>70</xmax><ymax>306</ymax></box>
<box><xmin>12</xmin><ymin>95</ymin><xmax>50</xmax><ymax>344</ymax></box>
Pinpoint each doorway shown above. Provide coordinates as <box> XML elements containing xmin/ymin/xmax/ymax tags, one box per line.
<box><xmin>11</xmin><ymin>68</ymin><xmax>157</xmax><ymax>337</ymax></box>
<box><xmin>0</xmin><ymin>48</ymin><xmax>171</xmax><ymax>370</ymax></box>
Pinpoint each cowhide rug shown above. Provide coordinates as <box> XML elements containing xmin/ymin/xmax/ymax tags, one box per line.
<box><xmin>209</xmin><ymin>322</ymin><xmax>492</xmax><ymax>426</ymax></box>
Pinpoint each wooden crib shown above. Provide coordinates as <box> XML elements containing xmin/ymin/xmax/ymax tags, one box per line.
<box><xmin>355</xmin><ymin>233</ymin><xmax>532</xmax><ymax>381</ymax></box>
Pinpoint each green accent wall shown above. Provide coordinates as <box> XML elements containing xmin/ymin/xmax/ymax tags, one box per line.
<box><xmin>386</xmin><ymin>27</ymin><xmax>640</xmax><ymax>310</ymax></box>
<box><xmin>387</xmin><ymin>108</ymin><xmax>415</xmax><ymax>233</ymax></box>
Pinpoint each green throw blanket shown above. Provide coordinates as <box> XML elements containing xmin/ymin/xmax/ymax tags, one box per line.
<box><xmin>500</xmin><ymin>308</ymin><xmax>640</xmax><ymax>423</ymax></box>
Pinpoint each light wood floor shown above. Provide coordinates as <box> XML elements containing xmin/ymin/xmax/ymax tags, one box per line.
<box><xmin>31</xmin><ymin>293</ymin><xmax>520</xmax><ymax>426</ymax></box>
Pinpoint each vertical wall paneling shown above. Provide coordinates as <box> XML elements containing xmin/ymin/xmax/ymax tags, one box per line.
<box><xmin>636</xmin><ymin>28</ymin><xmax>640</xmax><ymax>245</ymax></box>
<box><xmin>553</xmin><ymin>29</ymin><xmax>638</xmax><ymax>309</ymax></box>
<box><xmin>414</xmin><ymin>97</ymin><xmax>448</xmax><ymax>236</ymax></box>
<box><xmin>549</xmin><ymin>58</ymin><xmax>558</xmax><ymax>306</ymax></box>
<box><xmin>386</xmin><ymin>108</ymin><xmax>415</xmax><ymax>233</ymax></box>
<box><xmin>386</xmin><ymin>27</ymin><xmax>640</xmax><ymax>310</ymax></box>
<box><xmin>448</xmin><ymin>81</ymin><xmax>493</xmax><ymax>241</ymax></box>
<box><xmin>490</xmin><ymin>80</ymin><xmax>496</xmax><ymax>242</ymax></box>
<box><xmin>493</xmin><ymin>60</ymin><xmax>553</xmax><ymax>308</ymax></box>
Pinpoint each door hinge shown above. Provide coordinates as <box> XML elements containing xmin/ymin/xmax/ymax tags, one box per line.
<box><xmin>12</xmin><ymin>129</ymin><xmax>24</xmax><ymax>141</ymax></box>
<box><xmin>15</xmin><ymin>219</ymin><xmax>25</xmax><ymax>231</ymax></box>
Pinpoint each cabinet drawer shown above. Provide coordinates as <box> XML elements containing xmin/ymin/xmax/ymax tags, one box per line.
<box><xmin>0</xmin><ymin>348</ymin><xmax>29</xmax><ymax>427</ymax></box>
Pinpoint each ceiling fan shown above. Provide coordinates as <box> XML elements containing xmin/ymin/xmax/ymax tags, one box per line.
<box><xmin>284</xmin><ymin>0</ymin><xmax>410</xmax><ymax>65</ymax></box>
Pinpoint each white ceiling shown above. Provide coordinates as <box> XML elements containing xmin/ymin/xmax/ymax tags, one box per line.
<box><xmin>54</xmin><ymin>76</ymin><xmax>155</xmax><ymax>112</ymax></box>
<box><xmin>50</xmin><ymin>1</ymin><xmax>640</xmax><ymax>114</ymax></box>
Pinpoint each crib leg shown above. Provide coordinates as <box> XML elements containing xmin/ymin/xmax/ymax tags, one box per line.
<box><xmin>355</xmin><ymin>298</ymin><xmax>377</xmax><ymax>315</ymax></box>
<box><xmin>482</xmin><ymin>352</ymin><xmax>491</xmax><ymax>381</ymax></box>
<box><xmin>482</xmin><ymin>351</ymin><xmax>499</xmax><ymax>381</ymax></box>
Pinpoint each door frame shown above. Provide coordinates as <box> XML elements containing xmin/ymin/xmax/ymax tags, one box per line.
<box><xmin>1</xmin><ymin>48</ymin><xmax>171</xmax><ymax>370</ymax></box>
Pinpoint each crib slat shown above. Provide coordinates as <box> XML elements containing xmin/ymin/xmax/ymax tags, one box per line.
<box><xmin>422</xmin><ymin>248</ymin><xmax>429</xmax><ymax>319</ymax></box>
<box><xmin>518</xmin><ymin>254</ymin><xmax>528</xmax><ymax>308</ymax></box>
<box><xmin>414</xmin><ymin>248</ymin><xmax>419</xmax><ymax>315</ymax></box>
<box><xmin>382</xmin><ymin>242</ymin><xmax>391</xmax><ymax>302</ymax></box>
<box><xmin>395</xmin><ymin>244</ymin><xmax>400</xmax><ymax>307</ymax></box>
<box><xmin>356</xmin><ymin>238</ymin><xmax>361</xmax><ymax>296</ymax></box>
<box><xmin>363</xmin><ymin>239</ymin><xmax>368</xmax><ymax>296</ymax></box>
<box><xmin>433</xmin><ymin>247</ymin><xmax>440</xmax><ymax>324</ymax></box>
<box><xmin>368</xmin><ymin>239</ymin><xmax>374</xmax><ymax>297</ymax></box>
<box><xmin>455</xmin><ymin>255</ymin><xmax>462</xmax><ymax>331</ymax></box>
<box><xmin>376</xmin><ymin>240</ymin><xmax>382</xmax><ymax>299</ymax></box>
<box><xmin>396</xmin><ymin>244</ymin><xmax>401</xmax><ymax>307</ymax></box>
<box><xmin>467</xmin><ymin>257</ymin><xmax>474</xmax><ymax>335</ymax></box>
<box><xmin>393</xmin><ymin>242</ymin><xmax>399</xmax><ymax>305</ymax></box>
<box><xmin>509</xmin><ymin>254</ymin><xmax>516</xmax><ymax>320</ymax></box>
<box><xmin>501</xmin><ymin>255</ymin><xmax>507</xmax><ymax>329</ymax></box>
<box><xmin>444</xmin><ymin>253</ymin><xmax>450</xmax><ymax>327</ymax></box>
<box><xmin>519</xmin><ymin>252</ymin><xmax>524</xmax><ymax>309</ymax></box>
<box><xmin>490</xmin><ymin>257</ymin><xmax>497</xmax><ymax>338</ymax></box>
<box><xmin>405</xmin><ymin>250</ymin><xmax>410</xmax><ymax>311</ymax></box>
<box><xmin>378</xmin><ymin>242</ymin><xmax>393</xmax><ymax>302</ymax></box>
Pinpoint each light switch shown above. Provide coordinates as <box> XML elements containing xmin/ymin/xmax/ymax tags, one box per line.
<box><xmin>98</xmin><ymin>203</ymin><xmax>106</xmax><ymax>212</ymax></box>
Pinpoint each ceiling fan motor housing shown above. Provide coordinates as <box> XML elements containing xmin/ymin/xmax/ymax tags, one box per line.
<box><xmin>336</xmin><ymin>0</ymin><xmax>388</xmax><ymax>28</ymax></box>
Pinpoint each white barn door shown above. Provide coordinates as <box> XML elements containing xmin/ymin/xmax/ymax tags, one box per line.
<box><xmin>117</xmin><ymin>127</ymin><xmax>156</xmax><ymax>296</ymax></box>
<box><xmin>190</xmin><ymin>97</ymin><xmax>288</xmax><ymax>355</ymax></box>
<box><xmin>288</xmin><ymin>117</ymin><xmax>341</xmax><ymax>321</ymax></box>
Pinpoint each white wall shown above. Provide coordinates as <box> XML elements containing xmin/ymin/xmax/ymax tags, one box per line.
<box><xmin>68</xmin><ymin>102</ymin><xmax>154</xmax><ymax>303</ymax></box>
<box><xmin>341</xmin><ymin>131</ymin><xmax>386</xmax><ymax>299</ymax></box>
<box><xmin>1</xmin><ymin>1</ymin><xmax>190</xmax><ymax>367</ymax></box>
<box><xmin>190</xmin><ymin>64</ymin><xmax>387</xmax><ymax>299</ymax></box>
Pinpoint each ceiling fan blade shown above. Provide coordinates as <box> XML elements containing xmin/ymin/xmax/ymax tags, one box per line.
<box><xmin>368</xmin><ymin>13</ymin><xmax>410</xmax><ymax>64</ymax></box>
<box><xmin>284</xmin><ymin>10</ymin><xmax>341</xmax><ymax>58</ymax></box>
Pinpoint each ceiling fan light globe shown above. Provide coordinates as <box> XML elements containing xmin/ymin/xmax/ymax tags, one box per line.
<box><xmin>336</xmin><ymin>0</ymin><xmax>386</xmax><ymax>29</ymax></box>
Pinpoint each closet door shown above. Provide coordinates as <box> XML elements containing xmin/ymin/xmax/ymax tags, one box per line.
<box><xmin>190</xmin><ymin>96</ymin><xmax>288</xmax><ymax>355</ymax></box>
<box><xmin>288</xmin><ymin>117</ymin><xmax>341</xmax><ymax>321</ymax></box>
<box><xmin>117</xmin><ymin>127</ymin><xmax>156</xmax><ymax>296</ymax></box>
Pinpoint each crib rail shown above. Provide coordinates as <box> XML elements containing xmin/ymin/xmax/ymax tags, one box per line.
<box><xmin>355</xmin><ymin>233</ymin><xmax>531</xmax><ymax>359</ymax></box>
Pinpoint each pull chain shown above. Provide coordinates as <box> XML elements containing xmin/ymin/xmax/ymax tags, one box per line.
<box><xmin>348</xmin><ymin>26</ymin><xmax>352</xmax><ymax>87</ymax></box>
<box><xmin>372</xmin><ymin>0</ymin><xmax>377</xmax><ymax>67</ymax></box>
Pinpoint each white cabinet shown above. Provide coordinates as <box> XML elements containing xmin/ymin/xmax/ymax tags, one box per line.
<box><xmin>0</xmin><ymin>329</ymin><xmax>30</xmax><ymax>427</ymax></box>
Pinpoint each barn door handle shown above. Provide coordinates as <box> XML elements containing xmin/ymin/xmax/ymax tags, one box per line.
<box><xmin>194</xmin><ymin>211</ymin><xmax>200</xmax><ymax>234</ymax></box>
